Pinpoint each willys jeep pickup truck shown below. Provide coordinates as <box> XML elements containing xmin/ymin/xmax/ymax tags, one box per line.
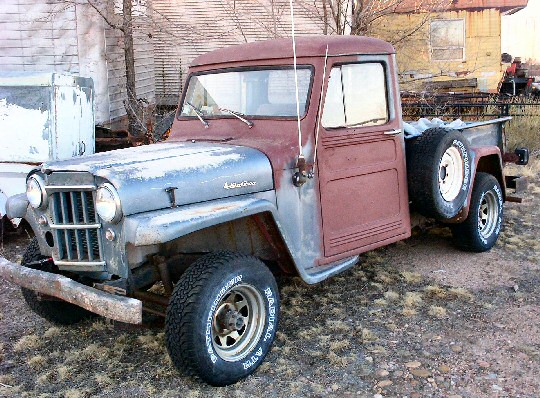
<box><xmin>0</xmin><ymin>36</ymin><xmax>529</xmax><ymax>386</ymax></box>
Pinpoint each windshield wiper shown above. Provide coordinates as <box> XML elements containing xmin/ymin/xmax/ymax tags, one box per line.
<box><xmin>346</xmin><ymin>117</ymin><xmax>387</xmax><ymax>128</ymax></box>
<box><xmin>186</xmin><ymin>101</ymin><xmax>209</xmax><ymax>128</ymax></box>
<box><xmin>219</xmin><ymin>108</ymin><xmax>254</xmax><ymax>128</ymax></box>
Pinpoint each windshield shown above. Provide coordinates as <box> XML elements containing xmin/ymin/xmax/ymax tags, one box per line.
<box><xmin>179</xmin><ymin>67</ymin><xmax>312</xmax><ymax>119</ymax></box>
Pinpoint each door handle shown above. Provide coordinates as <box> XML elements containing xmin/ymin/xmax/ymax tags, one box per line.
<box><xmin>384</xmin><ymin>129</ymin><xmax>402</xmax><ymax>135</ymax></box>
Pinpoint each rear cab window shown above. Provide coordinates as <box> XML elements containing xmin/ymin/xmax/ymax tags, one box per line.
<box><xmin>322</xmin><ymin>63</ymin><xmax>389</xmax><ymax>129</ymax></box>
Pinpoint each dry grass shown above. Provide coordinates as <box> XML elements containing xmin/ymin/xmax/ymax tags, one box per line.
<box><xmin>0</xmin><ymin>374</ymin><xmax>15</xmax><ymax>386</ymax></box>
<box><xmin>403</xmin><ymin>292</ymin><xmax>423</xmax><ymax>307</ymax></box>
<box><xmin>506</xmin><ymin>109</ymin><xmax>540</xmax><ymax>154</ymax></box>
<box><xmin>64</xmin><ymin>389</ymin><xmax>85</xmax><ymax>398</ymax></box>
<box><xmin>327</xmin><ymin>351</ymin><xmax>355</xmax><ymax>367</ymax></box>
<box><xmin>384</xmin><ymin>290</ymin><xmax>400</xmax><ymax>302</ymax></box>
<box><xmin>428</xmin><ymin>305</ymin><xmax>447</xmax><ymax>318</ymax></box>
<box><xmin>36</xmin><ymin>371</ymin><xmax>54</xmax><ymax>385</ymax></box>
<box><xmin>374</xmin><ymin>298</ymin><xmax>388</xmax><ymax>306</ymax></box>
<box><xmin>401</xmin><ymin>272</ymin><xmax>423</xmax><ymax>284</ymax></box>
<box><xmin>43</xmin><ymin>327</ymin><xmax>61</xmax><ymax>339</ymax></box>
<box><xmin>13</xmin><ymin>335</ymin><xmax>41</xmax><ymax>352</ymax></box>
<box><xmin>424</xmin><ymin>285</ymin><xmax>447</xmax><ymax>299</ymax></box>
<box><xmin>447</xmin><ymin>287</ymin><xmax>474</xmax><ymax>302</ymax></box>
<box><xmin>329</xmin><ymin>340</ymin><xmax>351</xmax><ymax>351</ymax></box>
<box><xmin>325</xmin><ymin>320</ymin><xmax>352</xmax><ymax>332</ymax></box>
<box><xmin>57</xmin><ymin>365</ymin><xmax>72</xmax><ymax>381</ymax></box>
<box><xmin>402</xmin><ymin>307</ymin><xmax>418</xmax><ymax>316</ymax></box>
<box><xmin>27</xmin><ymin>355</ymin><xmax>46</xmax><ymax>369</ymax></box>
<box><xmin>361</xmin><ymin>328</ymin><xmax>378</xmax><ymax>342</ymax></box>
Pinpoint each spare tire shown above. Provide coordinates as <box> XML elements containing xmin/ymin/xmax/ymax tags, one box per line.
<box><xmin>406</xmin><ymin>127</ymin><xmax>471</xmax><ymax>220</ymax></box>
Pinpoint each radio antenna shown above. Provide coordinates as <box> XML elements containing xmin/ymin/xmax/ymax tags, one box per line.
<box><xmin>289</xmin><ymin>0</ymin><xmax>303</xmax><ymax>157</ymax></box>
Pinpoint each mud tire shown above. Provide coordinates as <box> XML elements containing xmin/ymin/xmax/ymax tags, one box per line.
<box><xmin>450</xmin><ymin>173</ymin><xmax>503</xmax><ymax>252</ymax></box>
<box><xmin>407</xmin><ymin>127</ymin><xmax>472</xmax><ymax>220</ymax></box>
<box><xmin>20</xmin><ymin>238</ymin><xmax>94</xmax><ymax>325</ymax></box>
<box><xmin>165</xmin><ymin>252</ymin><xmax>279</xmax><ymax>386</ymax></box>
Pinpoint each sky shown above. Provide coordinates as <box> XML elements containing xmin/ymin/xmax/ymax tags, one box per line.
<box><xmin>501</xmin><ymin>0</ymin><xmax>540</xmax><ymax>62</ymax></box>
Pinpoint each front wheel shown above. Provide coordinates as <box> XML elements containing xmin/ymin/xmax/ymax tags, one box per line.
<box><xmin>451</xmin><ymin>173</ymin><xmax>503</xmax><ymax>252</ymax></box>
<box><xmin>165</xmin><ymin>252</ymin><xmax>279</xmax><ymax>386</ymax></box>
<box><xmin>20</xmin><ymin>238</ymin><xmax>94</xmax><ymax>325</ymax></box>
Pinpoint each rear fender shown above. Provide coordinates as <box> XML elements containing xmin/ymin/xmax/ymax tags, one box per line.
<box><xmin>448</xmin><ymin>146</ymin><xmax>504</xmax><ymax>223</ymax></box>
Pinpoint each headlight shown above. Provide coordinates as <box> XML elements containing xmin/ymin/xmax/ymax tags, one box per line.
<box><xmin>96</xmin><ymin>183</ymin><xmax>122</xmax><ymax>223</ymax></box>
<box><xmin>26</xmin><ymin>175</ymin><xmax>47</xmax><ymax>209</ymax></box>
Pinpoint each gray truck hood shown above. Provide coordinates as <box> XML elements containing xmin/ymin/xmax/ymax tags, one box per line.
<box><xmin>41</xmin><ymin>141</ymin><xmax>274</xmax><ymax>216</ymax></box>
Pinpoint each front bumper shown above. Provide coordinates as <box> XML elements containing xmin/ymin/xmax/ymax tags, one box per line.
<box><xmin>0</xmin><ymin>256</ymin><xmax>142</xmax><ymax>324</ymax></box>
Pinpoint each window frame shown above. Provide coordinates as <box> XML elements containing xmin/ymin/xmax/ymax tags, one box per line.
<box><xmin>321</xmin><ymin>60</ymin><xmax>392</xmax><ymax>131</ymax></box>
<box><xmin>429</xmin><ymin>18</ymin><xmax>466</xmax><ymax>62</ymax></box>
<box><xmin>176</xmin><ymin>65</ymin><xmax>315</xmax><ymax>121</ymax></box>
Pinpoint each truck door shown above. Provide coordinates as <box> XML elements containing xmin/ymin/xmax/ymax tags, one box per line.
<box><xmin>317</xmin><ymin>59</ymin><xmax>410</xmax><ymax>258</ymax></box>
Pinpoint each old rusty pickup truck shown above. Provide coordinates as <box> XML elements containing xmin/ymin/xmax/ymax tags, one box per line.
<box><xmin>0</xmin><ymin>36</ymin><xmax>528</xmax><ymax>386</ymax></box>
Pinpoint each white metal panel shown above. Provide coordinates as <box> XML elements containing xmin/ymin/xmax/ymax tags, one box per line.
<box><xmin>53</xmin><ymin>85</ymin><xmax>94</xmax><ymax>160</ymax></box>
<box><xmin>0</xmin><ymin>83</ymin><xmax>51</xmax><ymax>163</ymax></box>
<box><xmin>0</xmin><ymin>162</ymin><xmax>36</xmax><ymax>217</ymax></box>
<box><xmin>0</xmin><ymin>72</ymin><xmax>94</xmax><ymax>163</ymax></box>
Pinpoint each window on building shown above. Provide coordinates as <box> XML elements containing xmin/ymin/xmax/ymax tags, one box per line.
<box><xmin>322</xmin><ymin>63</ymin><xmax>388</xmax><ymax>129</ymax></box>
<box><xmin>430</xmin><ymin>19</ymin><xmax>465</xmax><ymax>61</ymax></box>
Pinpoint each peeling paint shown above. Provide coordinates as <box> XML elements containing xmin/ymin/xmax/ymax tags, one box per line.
<box><xmin>0</xmin><ymin>99</ymin><xmax>49</xmax><ymax>162</ymax></box>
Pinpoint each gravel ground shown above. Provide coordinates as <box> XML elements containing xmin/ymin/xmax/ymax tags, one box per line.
<box><xmin>0</xmin><ymin>161</ymin><xmax>539</xmax><ymax>398</ymax></box>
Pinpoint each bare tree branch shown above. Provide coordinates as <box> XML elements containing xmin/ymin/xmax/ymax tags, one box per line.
<box><xmin>86</xmin><ymin>0</ymin><xmax>125</xmax><ymax>32</ymax></box>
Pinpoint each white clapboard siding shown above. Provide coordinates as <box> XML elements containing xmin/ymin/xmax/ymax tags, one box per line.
<box><xmin>0</xmin><ymin>0</ymin><xmax>80</xmax><ymax>73</ymax></box>
<box><xmin>152</xmin><ymin>0</ymin><xmax>325</xmax><ymax>105</ymax></box>
<box><xmin>0</xmin><ymin>0</ymin><xmax>156</xmax><ymax>124</ymax></box>
<box><xmin>105</xmin><ymin>21</ymin><xmax>156</xmax><ymax>120</ymax></box>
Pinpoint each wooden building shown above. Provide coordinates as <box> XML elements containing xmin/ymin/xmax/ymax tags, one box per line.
<box><xmin>374</xmin><ymin>0</ymin><xmax>529</xmax><ymax>92</ymax></box>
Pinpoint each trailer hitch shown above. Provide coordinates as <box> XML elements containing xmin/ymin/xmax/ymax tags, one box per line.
<box><xmin>503</xmin><ymin>148</ymin><xmax>529</xmax><ymax>166</ymax></box>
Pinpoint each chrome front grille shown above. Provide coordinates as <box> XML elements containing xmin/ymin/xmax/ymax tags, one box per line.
<box><xmin>50</xmin><ymin>190</ymin><xmax>104</xmax><ymax>267</ymax></box>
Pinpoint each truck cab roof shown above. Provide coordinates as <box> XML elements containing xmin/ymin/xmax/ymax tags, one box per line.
<box><xmin>191</xmin><ymin>35</ymin><xmax>396</xmax><ymax>67</ymax></box>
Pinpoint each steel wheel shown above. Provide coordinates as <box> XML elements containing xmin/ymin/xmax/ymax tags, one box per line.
<box><xmin>212</xmin><ymin>284</ymin><xmax>266</xmax><ymax>362</ymax></box>
<box><xmin>438</xmin><ymin>146</ymin><xmax>464</xmax><ymax>202</ymax></box>
<box><xmin>478</xmin><ymin>190</ymin><xmax>499</xmax><ymax>240</ymax></box>
<box><xmin>450</xmin><ymin>173</ymin><xmax>503</xmax><ymax>252</ymax></box>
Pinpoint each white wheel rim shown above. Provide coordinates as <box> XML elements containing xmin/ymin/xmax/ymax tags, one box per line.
<box><xmin>478</xmin><ymin>190</ymin><xmax>499</xmax><ymax>239</ymax></box>
<box><xmin>438</xmin><ymin>146</ymin><xmax>464</xmax><ymax>202</ymax></box>
<box><xmin>211</xmin><ymin>284</ymin><xmax>266</xmax><ymax>362</ymax></box>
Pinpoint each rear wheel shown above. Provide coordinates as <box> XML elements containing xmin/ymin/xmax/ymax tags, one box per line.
<box><xmin>451</xmin><ymin>173</ymin><xmax>503</xmax><ymax>252</ymax></box>
<box><xmin>407</xmin><ymin>128</ymin><xmax>472</xmax><ymax>220</ymax></box>
<box><xmin>20</xmin><ymin>238</ymin><xmax>94</xmax><ymax>325</ymax></box>
<box><xmin>165</xmin><ymin>252</ymin><xmax>279</xmax><ymax>386</ymax></box>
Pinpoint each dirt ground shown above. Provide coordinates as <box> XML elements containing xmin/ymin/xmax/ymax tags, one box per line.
<box><xmin>0</xmin><ymin>161</ymin><xmax>539</xmax><ymax>398</ymax></box>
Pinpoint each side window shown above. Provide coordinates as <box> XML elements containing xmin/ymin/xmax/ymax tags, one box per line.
<box><xmin>322</xmin><ymin>63</ymin><xmax>388</xmax><ymax>129</ymax></box>
<box><xmin>430</xmin><ymin>19</ymin><xmax>465</xmax><ymax>61</ymax></box>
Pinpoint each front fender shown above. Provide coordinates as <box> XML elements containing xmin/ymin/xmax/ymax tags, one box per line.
<box><xmin>124</xmin><ymin>195</ymin><xmax>279</xmax><ymax>246</ymax></box>
<box><xmin>5</xmin><ymin>193</ymin><xmax>29</xmax><ymax>219</ymax></box>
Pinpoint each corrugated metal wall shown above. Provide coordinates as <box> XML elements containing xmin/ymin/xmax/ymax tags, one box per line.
<box><xmin>152</xmin><ymin>0</ymin><xmax>325</xmax><ymax>105</ymax></box>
